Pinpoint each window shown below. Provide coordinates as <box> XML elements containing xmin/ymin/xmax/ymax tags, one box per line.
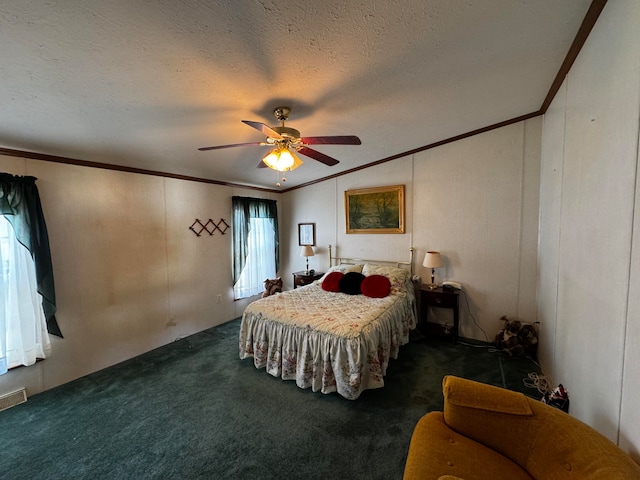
<box><xmin>0</xmin><ymin>215</ymin><xmax>8</xmax><ymax>278</ymax></box>
<box><xmin>0</xmin><ymin>215</ymin><xmax>50</xmax><ymax>375</ymax></box>
<box><xmin>232</xmin><ymin>197</ymin><xmax>279</xmax><ymax>300</ymax></box>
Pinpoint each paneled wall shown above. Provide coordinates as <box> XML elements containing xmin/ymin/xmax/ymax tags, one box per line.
<box><xmin>538</xmin><ymin>0</ymin><xmax>640</xmax><ymax>459</ymax></box>
<box><xmin>281</xmin><ymin>157</ymin><xmax>415</xmax><ymax>282</ymax></box>
<box><xmin>3</xmin><ymin>3</ymin><xmax>638</xmax><ymax>462</ymax></box>
<box><xmin>0</xmin><ymin>155</ymin><xmax>275</xmax><ymax>396</ymax></box>
<box><xmin>283</xmin><ymin>118</ymin><xmax>541</xmax><ymax>343</ymax></box>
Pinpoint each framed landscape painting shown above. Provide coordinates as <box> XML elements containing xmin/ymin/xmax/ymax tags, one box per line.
<box><xmin>345</xmin><ymin>185</ymin><xmax>405</xmax><ymax>234</ymax></box>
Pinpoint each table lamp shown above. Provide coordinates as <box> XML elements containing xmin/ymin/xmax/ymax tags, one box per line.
<box><xmin>423</xmin><ymin>251</ymin><xmax>443</xmax><ymax>289</ymax></box>
<box><xmin>300</xmin><ymin>245</ymin><xmax>314</xmax><ymax>274</ymax></box>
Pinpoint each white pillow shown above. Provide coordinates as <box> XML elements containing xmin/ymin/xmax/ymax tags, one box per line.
<box><xmin>362</xmin><ymin>264</ymin><xmax>410</xmax><ymax>295</ymax></box>
<box><xmin>319</xmin><ymin>264</ymin><xmax>364</xmax><ymax>282</ymax></box>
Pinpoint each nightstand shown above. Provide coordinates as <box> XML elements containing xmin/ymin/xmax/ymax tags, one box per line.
<box><xmin>292</xmin><ymin>270</ymin><xmax>324</xmax><ymax>288</ymax></box>
<box><xmin>420</xmin><ymin>286</ymin><xmax>460</xmax><ymax>343</ymax></box>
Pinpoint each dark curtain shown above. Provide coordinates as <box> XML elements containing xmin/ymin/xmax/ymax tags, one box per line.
<box><xmin>232</xmin><ymin>196</ymin><xmax>279</xmax><ymax>284</ymax></box>
<box><xmin>0</xmin><ymin>173</ymin><xmax>61</xmax><ymax>337</ymax></box>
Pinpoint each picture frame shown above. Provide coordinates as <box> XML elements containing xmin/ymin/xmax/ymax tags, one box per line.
<box><xmin>345</xmin><ymin>185</ymin><xmax>405</xmax><ymax>234</ymax></box>
<box><xmin>298</xmin><ymin>222</ymin><xmax>316</xmax><ymax>246</ymax></box>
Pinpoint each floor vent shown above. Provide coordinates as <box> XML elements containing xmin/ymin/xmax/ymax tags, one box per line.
<box><xmin>0</xmin><ymin>388</ymin><xmax>27</xmax><ymax>412</ymax></box>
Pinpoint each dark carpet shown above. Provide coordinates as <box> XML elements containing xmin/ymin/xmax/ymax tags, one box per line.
<box><xmin>0</xmin><ymin>318</ymin><xmax>541</xmax><ymax>480</ymax></box>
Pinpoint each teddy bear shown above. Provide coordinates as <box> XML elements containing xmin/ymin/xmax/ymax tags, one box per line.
<box><xmin>262</xmin><ymin>277</ymin><xmax>283</xmax><ymax>298</ymax></box>
<box><xmin>517</xmin><ymin>322</ymin><xmax>538</xmax><ymax>354</ymax></box>
<box><xmin>494</xmin><ymin>315</ymin><xmax>538</xmax><ymax>357</ymax></box>
<box><xmin>494</xmin><ymin>316</ymin><xmax>524</xmax><ymax>356</ymax></box>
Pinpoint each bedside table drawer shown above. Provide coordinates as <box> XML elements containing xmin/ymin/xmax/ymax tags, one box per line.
<box><xmin>295</xmin><ymin>276</ymin><xmax>307</xmax><ymax>286</ymax></box>
<box><xmin>422</xmin><ymin>291</ymin><xmax>457</xmax><ymax>308</ymax></box>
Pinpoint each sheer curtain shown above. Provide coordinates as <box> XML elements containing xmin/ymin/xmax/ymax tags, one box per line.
<box><xmin>0</xmin><ymin>173</ymin><xmax>60</xmax><ymax>337</ymax></box>
<box><xmin>232</xmin><ymin>196</ymin><xmax>279</xmax><ymax>300</ymax></box>
<box><xmin>233</xmin><ymin>217</ymin><xmax>277</xmax><ymax>299</ymax></box>
<box><xmin>0</xmin><ymin>216</ymin><xmax>50</xmax><ymax>375</ymax></box>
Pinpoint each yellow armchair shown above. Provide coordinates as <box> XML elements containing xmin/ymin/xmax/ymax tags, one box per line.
<box><xmin>404</xmin><ymin>376</ymin><xmax>640</xmax><ymax>479</ymax></box>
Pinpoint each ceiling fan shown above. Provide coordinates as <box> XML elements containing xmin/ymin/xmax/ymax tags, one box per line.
<box><xmin>198</xmin><ymin>106</ymin><xmax>361</xmax><ymax>175</ymax></box>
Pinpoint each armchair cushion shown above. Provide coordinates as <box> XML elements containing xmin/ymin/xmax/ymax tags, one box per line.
<box><xmin>404</xmin><ymin>411</ymin><xmax>532</xmax><ymax>480</ymax></box>
<box><xmin>404</xmin><ymin>376</ymin><xmax>640</xmax><ymax>480</ymax></box>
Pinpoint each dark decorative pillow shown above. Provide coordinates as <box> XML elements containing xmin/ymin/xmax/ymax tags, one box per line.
<box><xmin>361</xmin><ymin>274</ymin><xmax>391</xmax><ymax>298</ymax></box>
<box><xmin>322</xmin><ymin>271</ymin><xmax>344</xmax><ymax>292</ymax></box>
<box><xmin>338</xmin><ymin>271</ymin><xmax>365</xmax><ymax>295</ymax></box>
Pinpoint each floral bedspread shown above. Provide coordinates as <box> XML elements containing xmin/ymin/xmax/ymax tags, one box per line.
<box><xmin>239</xmin><ymin>281</ymin><xmax>416</xmax><ymax>400</ymax></box>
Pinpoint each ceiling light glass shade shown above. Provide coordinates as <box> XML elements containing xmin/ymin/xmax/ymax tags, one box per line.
<box><xmin>262</xmin><ymin>147</ymin><xmax>303</xmax><ymax>172</ymax></box>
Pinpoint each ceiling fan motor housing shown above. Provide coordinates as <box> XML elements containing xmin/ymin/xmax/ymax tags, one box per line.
<box><xmin>273</xmin><ymin>106</ymin><xmax>291</xmax><ymax>121</ymax></box>
<box><xmin>271</xmin><ymin>126</ymin><xmax>301</xmax><ymax>139</ymax></box>
<box><xmin>271</xmin><ymin>107</ymin><xmax>300</xmax><ymax>139</ymax></box>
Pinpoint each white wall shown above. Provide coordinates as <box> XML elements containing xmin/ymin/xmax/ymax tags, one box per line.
<box><xmin>537</xmin><ymin>0</ymin><xmax>640</xmax><ymax>460</ymax></box>
<box><xmin>279</xmin><ymin>179</ymin><xmax>339</xmax><ymax>287</ymax></box>
<box><xmin>281</xmin><ymin>157</ymin><xmax>416</xmax><ymax>286</ymax></box>
<box><xmin>537</xmin><ymin>80</ymin><xmax>566</xmax><ymax>389</ymax></box>
<box><xmin>414</xmin><ymin>121</ymin><xmax>541</xmax><ymax>339</ymax></box>
<box><xmin>0</xmin><ymin>154</ymin><xmax>274</xmax><ymax>396</ymax></box>
<box><xmin>284</xmin><ymin>119</ymin><xmax>541</xmax><ymax>343</ymax></box>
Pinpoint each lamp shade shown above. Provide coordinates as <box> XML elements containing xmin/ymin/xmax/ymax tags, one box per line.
<box><xmin>263</xmin><ymin>147</ymin><xmax>303</xmax><ymax>172</ymax></box>
<box><xmin>300</xmin><ymin>245</ymin><xmax>314</xmax><ymax>257</ymax></box>
<box><xmin>423</xmin><ymin>251</ymin><xmax>443</xmax><ymax>268</ymax></box>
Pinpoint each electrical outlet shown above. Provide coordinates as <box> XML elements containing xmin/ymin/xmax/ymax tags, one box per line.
<box><xmin>217</xmin><ymin>294</ymin><xmax>222</xmax><ymax>303</ymax></box>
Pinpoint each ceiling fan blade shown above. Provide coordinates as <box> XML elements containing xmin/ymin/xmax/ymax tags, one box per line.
<box><xmin>198</xmin><ymin>142</ymin><xmax>266</xmax><ymax>151</ymax></box>
<box><xmin>296</xmin><ymin>146</ymin><xmax>340</xmax><ymax>166</ymax></box>
<box><xmin>257</xmin><ymin>160</ymin><xmax>268</xmax><ymax>168</ymax></box>
<box><xmin>300</xmin><ymin>135</ymin><xmax>361</xmax><ymax>145</ymax></box>
<box><xmin>242</xmin><ymin>120</ymin><xmax>284</xmax><ymax>139</ymax></box>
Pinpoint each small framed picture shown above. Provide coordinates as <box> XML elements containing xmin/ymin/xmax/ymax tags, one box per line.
<box><xmin>298</xmin><ymin>223</ymin><xmax>316</xmax><ymax>246</ymax></box>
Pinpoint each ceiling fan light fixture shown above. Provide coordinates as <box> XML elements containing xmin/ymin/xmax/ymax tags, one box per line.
<box><xmin>262</xmin><ymin>146</ymin><xmax>303</xmax><ymax>172</ymax></box>
<box><xmin>287</xmin><ymin>149</ymin><xmax>303</xmax><ymax>170</ymax></box>
<box><xmin>198</xmin><ymin>106</ymin><xmax>360</xmax><ymax>177</ymax></box>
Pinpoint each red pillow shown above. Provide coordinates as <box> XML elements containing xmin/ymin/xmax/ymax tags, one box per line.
<box><xmin>361</xmin><ymin>275</ymin><xmax>391</xmax><ymax>298</ymax></box>
<box><xmin>322</xmin><ymin>271</ymin><xmax>344</xmax><ymax>292</ymax></box>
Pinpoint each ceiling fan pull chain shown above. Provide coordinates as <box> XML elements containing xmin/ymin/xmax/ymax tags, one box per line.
<box><xmin>275</xmin><ymin>170</ymin><xmax>289</xmax><ymax>187</ymax></box>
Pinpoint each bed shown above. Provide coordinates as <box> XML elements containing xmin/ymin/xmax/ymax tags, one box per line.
<box><xmin>239</xmin><ymin>247</ymin><xmax>417</xmax><ymax>400</ymax></box>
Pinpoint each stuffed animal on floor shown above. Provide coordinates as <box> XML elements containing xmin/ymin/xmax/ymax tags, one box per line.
<box><xmin>262</xmin><ymin>277</ymin><xmax>283</xmax><ymax>298</ymax></box>
<box><xmin>494</xmin><ymin>315</ymin><xmax>538</xmax><ymax>357</ymax></box>
<box><xmin>494</xmin><ymin>317</ymin><xmax>524</xmax><ymax>356</ymax></box>
<box><xmin>517</xmin><ymin>322</ymin><xmax>538</xmax><ymax>354</ymax></box>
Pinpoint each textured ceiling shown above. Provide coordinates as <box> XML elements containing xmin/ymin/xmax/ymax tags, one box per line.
<box><xmin>1</xmin><ymin>0</ymin><xmax>593</xmax><ymax>190</ymax></box>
